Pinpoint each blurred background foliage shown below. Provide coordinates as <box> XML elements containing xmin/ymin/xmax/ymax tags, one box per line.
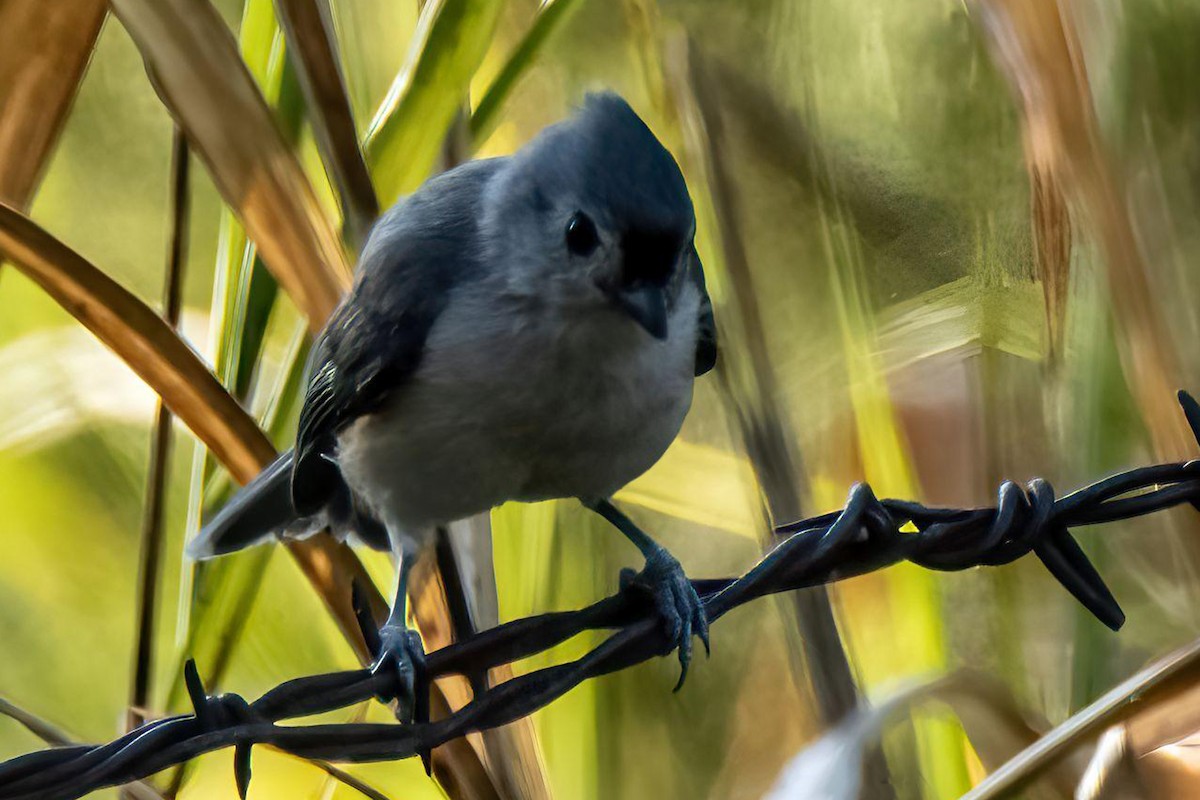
<box><xmin>2</xmin><ymin>0</ymin><xmax>1200</xmax><ymax>798</ymax></box>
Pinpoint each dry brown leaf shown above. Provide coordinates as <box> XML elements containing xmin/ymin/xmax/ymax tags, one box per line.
<box><xmin>435</xmin><ymin>519</ymin><xmax>552</xmax><ymax>800</ymax></box>
<box><xmin>975</xmin><ymin>0</ymin><xmax>1191</xmax><ymax>459</ymax></box>
<box><xmin>281</xmin><ymin>537</ymin><xmax>500</xmax><ymax>800</ymax></box>
<box><xmin>1070</xmin><ymin>686</ymin><xmax>1200</xmax><ymax>799</ymax></box>
<box><xmin>0</xmin><ymin>0</ymin><xmax>106</xmax><ymax>208</ymax></box>
<box><xmin>1127</xmin><ymin>679</ymin><xmax>1200</xmax><ymax>757</ymax></box>
<box><xmin>411</xmin><ymin>547</ymin><xmax>551</xmax><ymax>800</ymax></box>
<box><xmin>963</xmin><ymin>636</ymin><xmax>1200</xmax><ymax>799</ymax></box>
<box><xmin>472</xmin><ymin>665</ymin><xmax>551</xmax><ymax>800</ymax></box>
<box><xmin>1074</xmin><ymin>727</ymin><xmax>1143</xmax><ymax>800</ymax></box>
<box><xmin>1135</xmin><ymin>736</ymin><xmax>1200</xmax><ymax>799</ymax></box>
<box><xmin>1109</xmin><ymin>679</ymin><xmax>1200</xmax><ymax>798</ymax></box>
<box><xmin>1029</xmin><ymin>166</ymin><xmax>1072</xmax><ymax>362</ymax></box>
<box><xmin>275</xmin><ymin>0</ymin><xmax>378</xmax><ymax>250</ymax></box>
<box><xmin>109</xmin><ymin>0</ymin><xmax>351</xmax><ymax>330</ymax></box>
<box><xmin>0</xmin><ymin>203</ymin><xmax>355</xmax><ymax>648</ymax></box>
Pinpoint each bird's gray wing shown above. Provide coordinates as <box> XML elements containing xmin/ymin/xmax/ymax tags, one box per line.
<box><xmin>691</xmin><ymin>247</ymin><xmax>717</xmax><ymax>377</ymax></box>
<box><xmin>291</xmin><ymin>297</ymin><xmax>446</xmax><ymax>517</ymax></box>
<box><xmin>291</xmin><ymin>160</ymin><xmax>498</xmax><ymax>517</ymax></box>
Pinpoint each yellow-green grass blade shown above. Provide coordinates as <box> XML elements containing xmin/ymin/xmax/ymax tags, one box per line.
<box><xmin>172</xmin><ymin>0</ymin><xmax>290</xmax><ymax>711</ymax></box>
<box><xmin>170</xmin><ymin>325</ymin><xmax>309</xmax><ymax>717</ymax></box>
<box><xmin>492</xmin><ymin>500</ymin><xmax>602</xmax><ymax>800</ymax></box>
<box><xmin>818</xmin><ymin>195</ymin><xmax>968</xmax><ymax>798</ymax></box>
<box><xmin>207</xmin><ymin>0</ymin><xmax>285</xmax><ymax>392</ymax></box>
<box><xmin>364</xmin><ymin>0</ymin><xmax>505</xmax><ymax>205</ymax></box>
<box><xmin>175</xmin><ymin>0</ymin><xmax>301</xmax><ymax>703</ymax></box>
<box><xmin>469</xmin><ymin>0</ymin><xmax>584</xmax><ymax>148</ymax></box>
<box><xmin>182</xmin><ymin>4</ymin><xmax>292</xmax><ymax>638</ymax></box>
<box><xmin>174</xmin><ymin>0</ymin><xmax>282</xmax><ymax>670</ymax></box>
<box><xmin>210</xmin><ymin>1</ymin><xmax>301</xmax><ymax>411</ymax></box>
<box><xmin>172</xmin><ymin>12</ymin><xmax>339</xmax><ymax>752</ymax></box>
<box><xmin>615</xmin><ymin>439</ymin><xmax>759</xmax><ymax>540</ymax></box>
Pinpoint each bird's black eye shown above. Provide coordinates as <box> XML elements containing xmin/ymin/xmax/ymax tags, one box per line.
<box><xmin>565</xmin><ymin>212</ymin><xmax>599</xmax><ymax>256</ymax></box>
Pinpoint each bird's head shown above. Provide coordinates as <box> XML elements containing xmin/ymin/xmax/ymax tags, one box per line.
<box><xmin>485</xmin><ymin>93</ymin><xmax>699</xmax><ymax>341</ymax></box>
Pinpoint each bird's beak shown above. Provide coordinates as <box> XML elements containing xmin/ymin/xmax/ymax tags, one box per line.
<box><xmin>615</xmin><ymin>285</ymin><xmax>668</xmax><ymax>340</ymax></box>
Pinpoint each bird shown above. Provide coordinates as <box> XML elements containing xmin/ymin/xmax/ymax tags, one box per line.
<box><xmin>188</xmin><ymin>92</ymin><xmax>718</xmax><ymax>720</ymax></box>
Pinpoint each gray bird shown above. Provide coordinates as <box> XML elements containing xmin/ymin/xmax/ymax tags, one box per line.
<box><xmin>188</xmin><ymin>93</ymin><xmax>718</xmax><ymax>717</ymax></box>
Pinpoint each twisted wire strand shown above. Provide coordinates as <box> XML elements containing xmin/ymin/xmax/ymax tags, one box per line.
<box><xmin>4</xmin><ymin>392</ymin><xmax>1200</xmax><ymax>800</ymax></box>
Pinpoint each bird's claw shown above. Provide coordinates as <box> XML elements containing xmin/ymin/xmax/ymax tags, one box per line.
<box><xmin>622</xmin><ymin>548</ymin><xmax>710</xmax><ymax>691</ymax></box>
<box><xmin>370</xmin><ymin>624</ymin><xmax>428</xmax><ymax>726</ymax></box>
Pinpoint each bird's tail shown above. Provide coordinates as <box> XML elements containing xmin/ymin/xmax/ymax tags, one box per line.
<box><xmin>186</xmin><ymin>451</ymin><xmax>299</xmax><ymax>559</ymax></box>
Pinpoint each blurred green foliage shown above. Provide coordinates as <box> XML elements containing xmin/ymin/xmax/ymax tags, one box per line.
<box><xmin>3</xmin><ymin>0</ymin><xmax>1200</xmax><ymax>798</ymax></box>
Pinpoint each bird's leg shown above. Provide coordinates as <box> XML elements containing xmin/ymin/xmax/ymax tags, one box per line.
<box><xmin>584</xmin><ymin>498</ymin><xmax>709</xmax><ymax>689</ymax></box>
<box><xmin>371</xmin><ymin>549</ymin><xmax>427</xmax><ymax>724</ymax></box>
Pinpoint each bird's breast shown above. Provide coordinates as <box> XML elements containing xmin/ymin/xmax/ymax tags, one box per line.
<box><xmin>508</xmin><ymin>326</ymin><xmax>695</xmax><ymax>501</ymax></box>
<box><xmin>336</xmin><ymin>287</ymin><xmax>698</xmax><ymax>530</ymax></box>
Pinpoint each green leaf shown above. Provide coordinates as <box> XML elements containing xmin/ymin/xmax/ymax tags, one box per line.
<box><xmin>364</xmin><ymin>0</ymin><xmax>505</xmax><ymax>205</ymax></box>
<box><xmin>470</xmin><ymin>0</ymin><xmax>584</xmax><ymax>148</ymax></box>
<box><xmin>170</xmin><ymin>326</ymin><xmax>310</xmax><ymax>714</ymax></box>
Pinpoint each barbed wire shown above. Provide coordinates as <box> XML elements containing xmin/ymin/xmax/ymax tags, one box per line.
<box><xmin>4</xmin><ymin>392</ymin><xmax>1200</xmax><ymax>800</ymax></box>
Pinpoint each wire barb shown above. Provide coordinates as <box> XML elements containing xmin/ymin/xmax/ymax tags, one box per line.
<box><xmin>4</xmin><ymin>390</ymin><xmax>1200</xmax><ymax>800</ymax></box>
<box><xmin>233</xmin><ymin>742</ymin><xmax>252</xmax><ymax>800</ymax></box>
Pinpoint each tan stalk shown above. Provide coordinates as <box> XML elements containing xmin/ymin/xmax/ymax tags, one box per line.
<box><xmin>274</xmin><ymin>0</ymin><xmax>379</xmax><ymax>250</ymax></box>
<box><xmin>963</xmin><ymin>636</ymin><xmax>1200</xmax><ymax>799</ymax></box>
<box><xmin>975</xmin><ymin>0</ymin><xmax>1191</xmax><ymax>459</ymax></box>
<box><xmin>0</xmin><ymin>0</ymin><xmax>107</xmax><ymax>207</ymax></box>
<box><xmin>108</xmin><ymin>0</ymin><xmax>352</xmax><ymax>329</ymax></box>
<box><xmin>1029</xmin><ymin>165</ymin><xmax>1072</xmax><ymax>363</ymax></box>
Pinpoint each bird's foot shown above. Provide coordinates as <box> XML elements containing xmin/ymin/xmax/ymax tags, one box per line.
<box><xmin>620</xmin><ymin>547</ymin><xmax>710</xmax><ymax>690</ymax></box>
<box><xmin>370</xmin><ymin>624</ymin><xmax>428</xmax><ymax>726</ymax></box>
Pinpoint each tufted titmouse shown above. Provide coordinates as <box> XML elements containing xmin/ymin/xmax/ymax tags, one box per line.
<box><xmin>188</xmin><ymin>93</ymin><xmax>718</xmax><ymax>716</ymax></box>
